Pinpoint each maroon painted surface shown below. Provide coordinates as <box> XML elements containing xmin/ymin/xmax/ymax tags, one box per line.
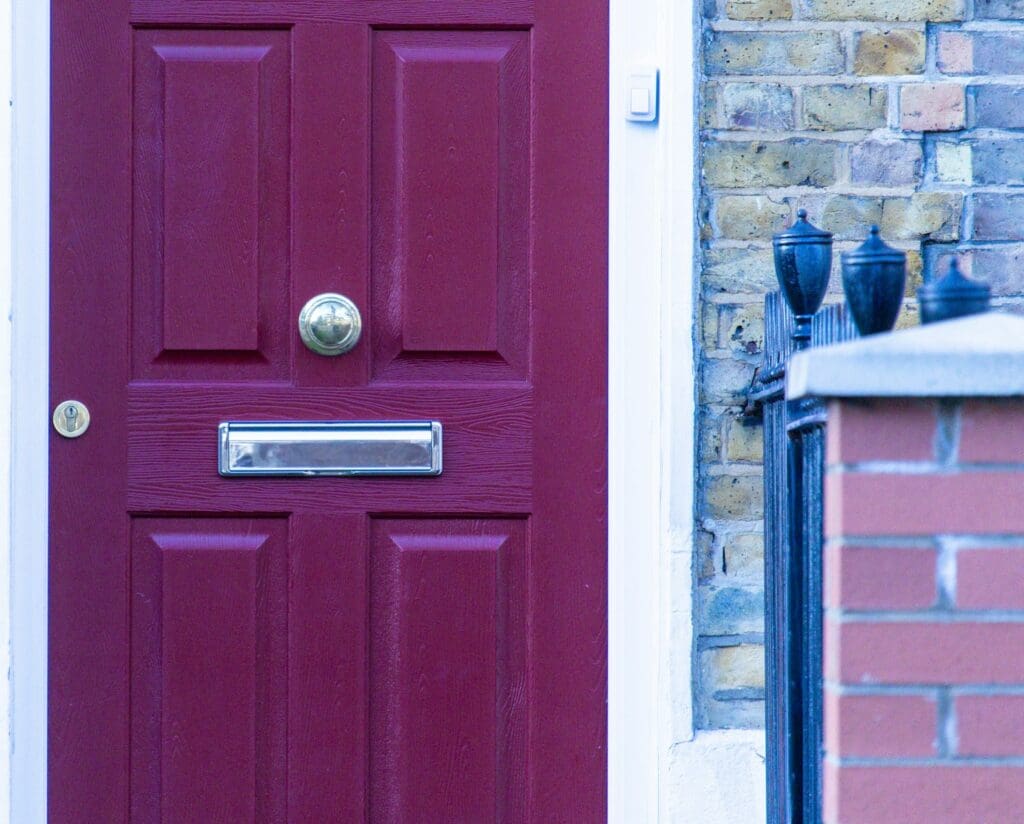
<box><xmin>51</xmin><ymin>1</ymin><xmax>608</xmax><ymax>821</ymax></box>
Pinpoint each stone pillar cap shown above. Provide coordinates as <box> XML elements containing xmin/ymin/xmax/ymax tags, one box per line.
<box><xmin>787</xmin><ymin>312</ymin><xmax>1024</xmax><ymax>399</ymax></box>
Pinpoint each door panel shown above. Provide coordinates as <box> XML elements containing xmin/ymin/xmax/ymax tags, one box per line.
<box><xmin>369</xmin><ymin>519</ymin><xmax>527</xmax><ymax>822</ymax></box>
<box><xmin>52</xmin><ymin>0</ymin><xmax>607</xmax><ymax>820</ymax></box>
<box><xmin>130</xmin><ymin>519</ymin><xmax>289</xmax><ymax>823</ymax></box>
<box><xmin>371</xmin><ymin>31</ymin><xmax>530</xmax><ymax>382</ymax></box>
<box><xmin>132</xmin><ymin>29</ymin><xmax>291</xmax><ymax>380</ymax></box>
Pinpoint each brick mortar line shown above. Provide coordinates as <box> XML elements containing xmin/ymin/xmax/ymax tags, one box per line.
<box><xmin>704</xmin><ymin>125</ymin><xmax>1024</xmax><ymax>140</ymax></box>
<box><xmin>702</xmin><ymin>188</ymin><xmax>943</xmax><ymax>200</ymax></box>
<box><xmin>828</xmin><ymin>682</ymin><xmax>1024</xmax><ymax>696</ymax></box>
<box><xmin>938</xmin><ymin>73</ymin><xmax>1024</xmax><ymax>81</ymax></box>
<box><xmin>962</xmin><ymin>184</ymin><xmax>977</xmax><ymax>240</ymax></box>
<box><xmin>920</xmin><ymin>240</ymin><xmax>1024</xmax><ymax>247</ymax></box>
<box><xmin>937</xmin><ymin>400</ymin><xmax>962</xmax><ymax>464</ymax></box>
<box><xmin>704</xmin><ymin>233</ymin><xmax>948</xmax><ymax>244</ymax></box>
<box><xmin>700</xmin><ymin>573</ymin><xmax>765</xmax><ymax>585</ymax></box>
<box><xmin>710</xmin><ymin>75</ymin><xmax>964</xmax><ymax>86</ymax></box>
<box><xmin>695</xmin><ymin>632</ymin><xmax>765</xmax><ymax>649</ymax></box>
<box><xmin>702</xmin><ymin>293</ymin><xmax>794</xmax><ymax>304</ymax></box>
<box><xmin>704</xmin><ymin>466</ymin><xmax>764</xmax><ymax>477</ymax></box>
<box><xmin>824</xmin><ymin>536</ymin><xmax>940</xmax><ymax>548</ymax></box>
<box><xmin>698</xmin><ymin>579</ymin><xmax>765</xmax><ymax>591</ymax></box>
<box><xmin>700</xmin><ymin>347</ymin><xmax>758</xmax><ymax>361</ymax></box>
<box><xmin>829</xmin><ymin>533</ymin><xmax>1024</xmax><ymax>544</ymax></box>
<box><xmin>706</xmin><ymin>236</ymin><xmax>942</xmax><ymax>247</ymax></box>
<box><xmin>704</xmin><ymin>129</ymin><xmax>891</xmax><ymax>141</ymax></box>
<box><xmin>828</xmin><ymin>461</ymin><xmax>1024</xmax><ymax>473</ymax></box>
<box><xmin>701</xmin><ymin>209</ymin><xmax>950</xmax><ymax>223</ymax></box>
<box><xmin>708</xmin><ymin>21</ymin><xmax>928</xmax><ymax>32</ymax></box>
<box><xmin>826</xmin><ymin>755</ymin><xmax>1024</xmax><ymax>767</ymax></box>
<box><xmin>703</xmin><ymin>77</ymin><xmax>913</xmax><ymax>86</ymax></box>
<box><xmin>826</xmin><ymin>608</ymin><xmax>1024</xmax><ymax>622</ymax></box>
<box><xmin>884</xmin><ymin>77</ymin><xmax>901</xmax><ymax>127</ymax></box>
<box><xmin>702</xmin><ymin>74</ymin><xmax>961</xmax><ymax>82</ymax></box>
<box><xmin>932</xmin><ymin>21</ymin><xmax>1024</xmax><ymax>31</ymax></box>
<box><xmin>937</xmin><ymin>535</ymin><xmax>958</xmax><ymax>607</ymax></box>
<box><xmin>925</xmin><ymin>19</ymin><xmax>942</xmax><ymax>77</ymax></box>
<box><xmin>940</xmin><ymin>127</ymin><xmax>1024</xmax><ymax>136</ymax></box>
<box><xmin>946</xmin><ymin>679</ymin><xmax>1024</xmax><ymax>696</ymax></box>
<box><xmin>939</xmin><ymin>686</ymin><xmax>956</xmax><ymax>758</ymax></box>
<box><xmin>700</xmin><ymin>582</ymin><xmax>765</xmax><ymax>594</ymax></box>
<box><xmin>711</xmin><ymin>687</ymin><xmax>765</xmax><ymax>701</ymax></box>
<box><xmin>703</xmin><ymin>239</ymin><xmax>939</xmax><ymax>250</ymax></box>
<box><xmin>825</xmin><ymin>682</ymin><xmax>942</xmax><ymax>695</ymax></box>
<box><xmin>698</xmin><ymin>517</ymin><xmax>764</xmax><ymax>530</ymax></box>
<box><xmin>937</xmin><ymin>126</ymin><xmax>1024</xmax><ymax>137</ymax></box>
<box><xmin>702</xmin><ymin>188</ymin><xmax>1024</xmax><ymax>198</ymax></box>
<box><xmin>842</xmin><ymin>28</ymin><xmax>856</xmax><ymax>74</ymax></box>
<box><xmin>706</xmin><ymin>75</ymin><xmax>1024</xmax><ymax>83</ymax></box>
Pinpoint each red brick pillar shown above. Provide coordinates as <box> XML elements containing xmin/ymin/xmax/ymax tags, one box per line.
<box><xmin>787</xmin><ymin>314</ymin><xmax>1024</xmax><ymax>824</ymax></box>
<box><xmin>823</xmin><ymin>398</ymin><xmax>1024</xmax><ymax>823</ymax></box>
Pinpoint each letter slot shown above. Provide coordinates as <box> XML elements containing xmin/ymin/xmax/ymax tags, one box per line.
<box><xmin>218</xmin><ymin>421</ymin><xmax>442</xmax><ymax>477</ymax></box>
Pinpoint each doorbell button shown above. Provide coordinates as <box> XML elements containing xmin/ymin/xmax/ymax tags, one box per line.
<box><xmin>626</xmin><ymin>67</ymin><xmax>658</xmax><ymax>123</ymax></box>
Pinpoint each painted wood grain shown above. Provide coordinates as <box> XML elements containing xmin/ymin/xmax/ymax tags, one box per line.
<box><xmin>52</xmin><ymin>0</ymin><xmax>607</xmax><ymax>819</ymax></box>
<box><xmin>131</xmin><ymin>0</ymin><xmax>535</xmax><ymax>26</ymax></box>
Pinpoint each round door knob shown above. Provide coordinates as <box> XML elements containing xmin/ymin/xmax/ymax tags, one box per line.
<box><xmin>298</xmin><ymin>293</ymin><xmax>362</xmax><ymax>356</ymax></box>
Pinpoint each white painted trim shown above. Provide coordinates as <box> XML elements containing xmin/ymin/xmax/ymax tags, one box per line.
<box><xmin>0</xmin><ymin>0</ymin><xmax>12</xmax><ymax>819</ymax></box>
<box><xmin>607</xmin><ymin>9</ymin><xmax>664</xmax><ymax>822</ymax></box>
<box><xmin>607</xmin><ymin>2</ymin><xmax>768</xmax><ymax>821</ymax></box>
<box><xmin>10</xmin><ymin>0</ymin><xmax>50</xmax><ymax>818</ymax></box>
<box><xmin>607</xmin><ymin>0</ymin><xmax>700</xmax><ymax>820</ymax></box>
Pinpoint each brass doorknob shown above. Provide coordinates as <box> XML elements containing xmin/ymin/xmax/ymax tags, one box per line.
<box><xmin>298</xmin><ymin>293</ymin><xmax>362</xmax><ymax>356</ymax></box>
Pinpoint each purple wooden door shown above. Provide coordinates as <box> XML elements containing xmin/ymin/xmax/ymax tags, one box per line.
<box><xmin>51</xmin><ymin>1</ymin><xmax>607</xmax><ymax>822</ymax></box>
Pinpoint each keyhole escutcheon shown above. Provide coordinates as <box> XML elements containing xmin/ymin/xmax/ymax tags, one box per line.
<box><xmin>53</xmin><ymin>400</ymin><xmax>91</xmax><ymax>439</ymax></box>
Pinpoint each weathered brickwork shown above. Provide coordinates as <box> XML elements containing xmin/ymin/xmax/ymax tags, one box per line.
<box><xmin>697</xmin><ymin>0</ymin><xmax>1024</xmax><ymax>728</ymax></box>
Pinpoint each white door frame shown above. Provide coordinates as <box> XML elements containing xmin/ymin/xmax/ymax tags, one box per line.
<box><xmin>10</xmin><ymin>0</ymin><xmax>50</xmax><ymax>820</ymax></box>
<box><xmin>6</xmin><ymin>1</ymin><xmax>700</xmax><ymax>820</ymax></box>
<box><xmin>608</xmin><ymin>0</ymin><xmax>698</xmax><ymax>820</ymax></box>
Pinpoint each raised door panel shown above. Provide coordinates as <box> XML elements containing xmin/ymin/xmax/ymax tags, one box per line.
<box><xmin>129</xmin><ymin>519</ymin><xmax>288</xmax><ymax>822</ymax></box>
<box><xmin>369</xmin><ymin>518</ymin><xmax>527</xmax><ymax>822</ymax></box>
<box><xmin>132</xmin><ymin>30</ymin><xmax>291</xmax><ymax>381</ymax></box>
<box><xmin>371</xmin><ymin>31</ymin><xmax>530</xmax><ymax>382</ymax></box>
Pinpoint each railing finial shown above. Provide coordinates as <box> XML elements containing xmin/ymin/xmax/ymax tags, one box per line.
<box><xmin>918</xmin><ymin>257</ymin><xmax>991</xmax><ymax>324</ymax></box>
<box><xmin>772</xmin><ymin>209</ymin><xmax>833</xmax><ymax>350</ymax></box>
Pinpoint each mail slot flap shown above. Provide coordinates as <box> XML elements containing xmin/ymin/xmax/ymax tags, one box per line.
<box><xmin>218</xmin><ymin>421</ymin><xmax>442</xmax><ymax>477</ymax></box>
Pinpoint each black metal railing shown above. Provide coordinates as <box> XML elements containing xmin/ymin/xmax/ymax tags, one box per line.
<box><xmin>751</xmin><ymin>296</ymin><xmax>858</xmax><ymax>824</ymax></box>
<box><xmin>749</xmin><ymin>212</ymin><xmax>991</xmax><ymax>821</ymax></box>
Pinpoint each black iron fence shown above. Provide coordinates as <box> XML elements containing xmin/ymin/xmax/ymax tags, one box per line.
<box><xmin>751</xmin><ymin>296</ymin><xmax>858</xmax><ymax>824</ymax></box>
<box><xmin>748</xmin><ymin>210</ymin><xmax>991</xmax><ymax>822</ymax></box>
